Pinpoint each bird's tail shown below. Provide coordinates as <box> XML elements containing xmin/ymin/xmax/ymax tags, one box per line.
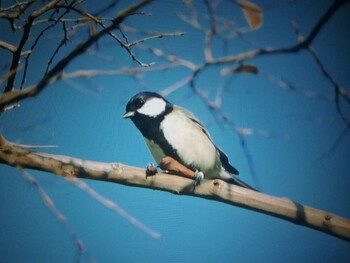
<box><xmin>226</xmin><ymin>176</ymin><xmax>258</xmax><ymax>191</ymax></box>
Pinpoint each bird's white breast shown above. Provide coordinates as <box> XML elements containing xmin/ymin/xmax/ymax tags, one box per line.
<box><xmin>144</xmin><ymin>138</ymin><xmax>166</xmax><ymax>164</ymax></box>
<box><xmin>160</xmin><ymin>108</ymin><xmax>218</xmax><ymax>175</ymax></box>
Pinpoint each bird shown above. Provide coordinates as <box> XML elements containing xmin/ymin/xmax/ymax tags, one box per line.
<box><xmin>123</xmin><ymin>91</ymin><xmax>256</xmax><ymax>190</ymax></box>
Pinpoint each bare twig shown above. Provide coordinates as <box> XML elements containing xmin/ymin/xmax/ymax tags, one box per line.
<box><xmin>67</xmin><ymin>178</ymin><xmax>161</xmax><ymax>239</ymax></box>
<box><xmin>44</xmin><ymin>21</ymin><xmax>69</xmax><ymax>75</ymax></box>
<box><xmin>67</xmin><ymin>6</ymin><xmax>183</xmax><ymax>68</ymax></box>
<box><xmin>4</xmin><ymin>0</ymin><xmax>62</xmax><ymax>94</ymax></box>
<box><xmin>0</xmin><ymin>1</ymin><xmax>34</xmax><ymax>20</ymax></box>
<box><xmin>0</xmin><ymin>41</ymin><xmax>18</xmax><ymax>53</ymax></box>
<box><xmin>9</xmin><ymin>143</ymin><xmax>58</xmax><ymax>149</ymax></box>
<box><xmin>21</xmin><ymin>2</ymin><xmax>77</xmax><ymax>89</ymax></box>
<box><xmin>0</xmin><ymin>0</ymin><xmax>154</xmax><ymax>110</ymax></box>
<box><xmin>18</xmin><ymin>168</ymin><xmax>94</xmax><ymax>263</ymax></box>
<box><xmin>59</xmin><ymin>63</ymin><xmax>175</xmax><ymax>80</ymax></box>
<box><xmin>307</xmin><ymin>46</ymin><xmax>350</xmax><ymax>125</ymax></box>
<box><xmin>315</xmin><ymin>126</ymin><xmax>350</xmax><ymax>161</ymax></box>
<box><xmin>291</xmin><ymin>19</ymin><xmax>349</xmax><ymax>125</ymax></box>
<box><xmin>125</xmin><ymin>32</ymin><xmax>186</xmax><ymax>48</ymax></box>
<box><xmin>147</xmin><ymin>47</ymin><xmax>197</xmax><ymax>70</ymax></box>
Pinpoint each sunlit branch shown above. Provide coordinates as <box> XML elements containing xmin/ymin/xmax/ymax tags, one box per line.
<box><xmin>60</xmin><ymin>64</ymin><xmax>175</xmax><ymax>80</ymax></box>
<box><xmin>147</xmin><ymin>47</ymin><xmax>198</xmax><ymax>70</ymax></box>
<box><xmin>1</xmin><ymin>135</ymin><xmax>349</xmax><ymax>242</ymax></box>
<box><xmin>0</xmin><ymin>41</ymin><xmax>18</xmax><ymax>53</ymax></box>
<box><xmin>160</xmin><ymin>75</ymin><xmax>193</xmax><ymax>97</ymax></box>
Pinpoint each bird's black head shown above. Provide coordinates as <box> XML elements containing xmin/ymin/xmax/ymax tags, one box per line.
<box><xmin>123</xmin><ymin>92</ymin><xmax>172</xmax><ymax>119</ymax></box>
<box><xmin>123</xmin><ymin>92</ymin><xmax>173</xmax><ymax>140</ymax></box>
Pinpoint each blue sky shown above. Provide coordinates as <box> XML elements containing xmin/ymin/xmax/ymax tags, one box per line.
<box><xmin>0</xmin><ymin>0</ymin><xmax>349</xmax><ymax>262</ymax></box>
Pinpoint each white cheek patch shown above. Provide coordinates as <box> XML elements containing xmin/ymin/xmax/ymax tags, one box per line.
<box><xmin>137</xmin><ymin>98</ymin><xmax>166</xmax><ymax>117</ymax></box>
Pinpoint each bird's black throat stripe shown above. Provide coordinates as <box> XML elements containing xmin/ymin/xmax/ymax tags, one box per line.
<box><xmin>130</xmin><ymin>105</ymin><xmax>187</xmax><ymax>168</ymax></box>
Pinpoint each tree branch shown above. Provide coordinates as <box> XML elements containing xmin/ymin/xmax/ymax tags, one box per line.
<box><xmin>0</xmin><ymin>40</ymin><xmax>18</xmax><ymax>53</ymax></box>
<box><xmin>0</xmin><ymin>0</ymin><xmax>154</xmax><ymax>111</ymax></box>
<box><xmin>18</xmin><ymin>168</ymin><xmax>91</xmax><ymax>262</ymax></box>
<box><xmin>4</xmin><ymin>0</ymin><xmax>62</xmax><ymax>94</ymax></box>
<box><xmin>0</xmin><ymin>134</ymin><xmax>349</xmax><ymax>242</ymax></box>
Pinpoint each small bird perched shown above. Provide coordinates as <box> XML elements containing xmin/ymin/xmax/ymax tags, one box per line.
<box><xmin>123</xmin><ymin>91</ymin><xmax>255</xmax><ymax>190</ymax></box>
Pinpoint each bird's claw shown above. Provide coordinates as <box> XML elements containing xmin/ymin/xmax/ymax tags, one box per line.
<box><xmin>194</xmin><ymin>170</ymin><xmax>204</xmax><ymax>186</ymax></box>
<box><xmin>146</xmin><ymin>163</ymin><xmax>158</xmax><ymax>178</ymax></box>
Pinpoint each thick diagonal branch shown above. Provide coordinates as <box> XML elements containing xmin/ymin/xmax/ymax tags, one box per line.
<box><xmin>0</xmin><ymin>134</ymin><xmax>349</xmax><ymax>242</ymax></box>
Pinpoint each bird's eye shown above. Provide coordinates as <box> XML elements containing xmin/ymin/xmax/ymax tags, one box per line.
<box><xmin>135</xmin><ymin>98</ymin><xmax>145</xmax><ymax>108</ymax></box>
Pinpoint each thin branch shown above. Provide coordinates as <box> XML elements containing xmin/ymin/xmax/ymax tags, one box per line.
<box><xmin>68</xmin><ymin>178</ymin><xmax>161</xmax><ymax>239</ymax></box>
<box><xmin>1</xmin><ymin>134</ymin><xmax>349</xmax><ymax>242</ymax></box>
<box><xmin>0</xmin><ymin>40</ymin><xmax>17</xmax><ymax>53</ymax></box>
<box><xmin>4</xmin><ymin>0</ymin><xmax>62</xmax><ymax>94</ymax></box>
<box><xmin>204</xmin><ymin>0</ymin><xmax>218</xmax><ymax>34</ymax></box>
<box><xmin>68</xmin><ymin>6</ymin><xmax>176</xmax><ymax>67</ymax></box>
<box><xmin>0</xmin><ymin>0</ymin><xmax>154</xmax><ymax>111</ymax></box>
<box><xmin>9</xmin><ymin>143</ymin><xmax>58</xmax><ymax>149</ymax></box>
<box><xmin>291</xmin><ymin>19</ymin><xmax>349</xmax><ymax>125</ymax></box>
<box><xmin>307</xmin><ymin>46</ymin><xmax>350</xmax><ymax>125</ymax></box>
<box><xmin>21</xmin><ymin>2</ymin><xmax>75</xmax><ymax>89</ymax></box>
<box><xmin>125</xmin><ymin>32</ymin><xmax>186</xmax><ymax>48</ymax></box>
<box><xmin>147</xmin><ymin>47</ymin><xmax>198</xmax><ymax>71</ymax></box>
<box><xmin>0</xmin><ymin>1</ymin><xmax>34</xmax><ymax>20</ymax></box>
<box><xmin>92</xmin><ymin>0</ymin><xmax>121</xmax><ymax>17</ymax></box>
<box><xmin>18</xmin><ymin>168</ymin><xmax>94</xmax><ymax>262</ymax></box>
<box><xmin>297</xmin><ymin>0</ymin><xmax>349</xmax><ymax>49</ymax></box>
<box><xmin>315</xmin><ymin>125</ymin><xmax>350</xmax><ymax>161</ymax></box>
<box><xmin>44</xmin><ymin>21</ymin><xmax>69</xmax><ymax>75</ymax></box>
<box><xmin>160</xmin><ymin>75</ymin><xmax>193</xmax><ymax>97</ymax></box>
<box><xmin>59</xmin><ymin>63</ymin><xmax>175</xmax><ymax>80</ymax></box>
<box><xmin>222</xmin><ymin>0</ymin><xmax>347</xmax><ymax>61</ymax></box>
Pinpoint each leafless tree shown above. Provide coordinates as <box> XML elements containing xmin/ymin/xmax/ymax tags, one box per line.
<box><xmin>0</xmin><ymin>0</ymin><xmax>349</xmax><ymax>260</ymax></box>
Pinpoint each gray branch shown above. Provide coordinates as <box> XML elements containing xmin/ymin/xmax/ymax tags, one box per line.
<box><xmin>1</xmin><ymin>134</ymin><xmax>349</xmax><ymax>242</ymax></box>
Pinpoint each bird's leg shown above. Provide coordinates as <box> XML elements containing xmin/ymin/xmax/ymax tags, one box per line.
<box><xmin>145</xmin><ymin>163</ymin><xmax>158</xmax><ymax>178</ymax></box>
<box><xmin>194</xmin><ymin>170</ymin><xmax>204</xmax><ymax>185</ymax></box>
<box><xmin>158</xmin><ymin>156</ymin><xmax>196</xmax><ymax>179</ymax></box>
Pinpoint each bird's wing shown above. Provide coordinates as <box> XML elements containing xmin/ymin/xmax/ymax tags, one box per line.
<box><xmin>174</xmin><ymin>105</ymin><xmax>211</xmax><ymax>138</ymax></box>
<box><xmin>216</xmin><ymin>147</ymin><xmax>239</xmax><ymax>175</ymax></box>
<box><xmin>175</xmin><ymin>106</ymin><xmax>239</xmax><ymax>175</ymax></box>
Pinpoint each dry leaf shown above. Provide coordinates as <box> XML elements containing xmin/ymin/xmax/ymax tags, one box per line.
<box><xmin>233</xmin><ymin>64</ymin><xmax>259</xmax><ymax>74</ymax></box>
<box><xmin>237</xmin><ymin>0</ymin><xmax>263</xmax><ymax>29</ymax></box>
<box><xmin>221</xmin><ymin>64</ymin><xmax>259</xmax><ymax>75</ymax></box>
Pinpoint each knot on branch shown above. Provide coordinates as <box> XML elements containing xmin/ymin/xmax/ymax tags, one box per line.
<box><xmin>323</xmin><ymin>214</ymin><xmax>333</xmax><ymax>228</ymax></box>
<box><xmin>61</xmin><ymin>164</ymin><xmax>78</xmax><ymax>178</ymax></box>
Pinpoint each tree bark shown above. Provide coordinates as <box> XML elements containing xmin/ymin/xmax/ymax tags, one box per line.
<box><xmin>0</xmin><ymin>134</ymin><xmax>349</xmax><ymax>242</ymax></box>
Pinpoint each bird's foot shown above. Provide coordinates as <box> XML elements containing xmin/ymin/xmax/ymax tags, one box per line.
<box><xmin>194</xmin><ymin>170</ymin><xmax>204</xmax><ymax>186</ymax></box>
<box><xmin>145</xmin><ymin>163</ymin><xmax>158</xmax><ymax>178</ymax></box>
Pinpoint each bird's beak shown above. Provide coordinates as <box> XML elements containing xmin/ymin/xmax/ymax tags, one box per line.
<box><xmin>122</xmin><ymin>111</ymin><xmax>135</xmax><ymax>119</ymax></box>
